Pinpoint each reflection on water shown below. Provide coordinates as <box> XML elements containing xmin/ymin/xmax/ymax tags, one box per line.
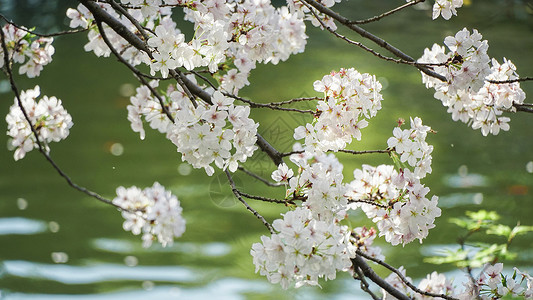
<box><xmin>439</xmin><ymin>192</ymin><xmax>483</xmax><ymax>208</ymax></box>
<box><xmin>0</xmin><ymin>218</ymin><xmax>47</xmax><ymax>235</ymax></box>
<box><xmin>1</xmin><ymin>260</ymin><xmax>198</xmax><ymax>284</ymax></box>
<box><xmin>2</xmin><ymin>278</ymin><xmax>266</xmax><ymax>300</ymax></box>
<box><xmin>92</xmin><ymin>238</ymin><xmax>231</xmax><ymax>257</ymax></box>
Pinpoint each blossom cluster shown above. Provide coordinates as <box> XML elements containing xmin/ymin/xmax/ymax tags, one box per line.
<box><xmin>352</xmin><ymin>226</ymin><xmax>385</xmax><ymax>261</ymax></box>
<box><xmin>347</xmin><ymin>165</ymin><xmax>441</xmax><ymax>246</ymax></box>
<box><xmin>286</xmin><ymin>148</ymin><xmax>347</xmax><ymax>222</ymax></box>
<box><xmin>294</xmin><ymin>68</ymin><xmax>383</xmax><ymax>154</ymax></box>
<box><xmin>0</xmin><ymin>24</ymin><xmax>55</xmax><ymax>78</ymax></box>
<box><xmin>430</xmin><ymin>0</ymin><xmax>463</xmax><ymax>20</ymax></box>
<box><xmin>383</xmin><ymin>263</ymin><xmax>533</xmax><ymax>299</ymax></box>
<box><xmin>386</xmin><ymin>117</ymin><xmax>433</xmax><ymax>178</ymax></box>
<box><xmin>383</xmin><ymin>268</ymin><xmax>454</xmax><ymax>299</ymax></box>
<box><xmin>67</xmin><ymin>0</ymin><xmax>307</xmax><ymax>95</ymax></box>
<box><xmin>112</xmin><ymin>182</ymin><xmax>186</xmax><ymax>247</ymax></box>
<box><xmin>250</xmin><ymin>207</ymin><xmax>355</xmax><ymax>289</ymax></box>
<box><xmin>418</xmin><ymin>28</ymin><xmax>526</xmax><ymax>136</ymax></box>
<box><xmin>6</xmin><ymin>86</ymin><xmax>73</xmax><ymax>161</ymax></box>
<box><xmin>127</xmin><ymin>80</ymin><xmax>258</xmax><ymax>175</ymax></box>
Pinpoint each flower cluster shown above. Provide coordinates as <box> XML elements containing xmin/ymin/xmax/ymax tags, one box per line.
<box><xmin>6</xmin><ymin>86</ymin><xmax>73</xmax><ymax>161</ymax></box>
<box><xmin>457</xmin><ymin>263</ymin><xmax>533</xmax><ymax>299</ymax></box>
<box><xmin>383</xmin><ymin>269</ymin><xmax>454</xmax><ymax>299</ymax></box>
<box><xmin>430</xmin><ymin>0</ymin><xmax>463</xmax><ymax>20</ymax></box>
<box><xmin>387</xmin><ymin>117</ymin><xmax>433</xmax><ymax>178</ymax></box>
<box><xmin>128</xmin><ymin>80</ymin><xmax>258</xmax><ymax>175</ymax></box>
<box><xmin>112</xmin><ymin>182</ymin><xmax>186</xmax><ymax>247</ymax></box>
<box><xmin>67</xmin><ymin>3</ymin><xmax>166</xmax><ymax>64</ymax></box>
<box><xmin>0</xmin><ymin>24</ymin><xmax>55</xmax><ymax>78</ymax></box>
<box><xmin>352</xmin><ymin>226</ymin><xmax>385</xmax><ymax>261</ymax></box>
<box><xmin>383</xmin><ymin>263</ymin><xmax>533</xmax><ymax>299</ymax></box>
<box><xmin>68</xmin><ymin>0</ymin><xmax>307</xmax><ymax>95</ymax></box>
<box><xmin>347</xmin><ymin>165</ymin><xmax>441</xmax><ymax>245</ymax></box>
<box><xmin>250</xmin><ymin>207</ymin><xmax>355</xmax><ymax>289</ymax></box>
<box><xmin>419</xmin><ymin>28</ymin><xmax>525</xmax><ymax>135</ymax></box>
<box><xmin>285</xmin><ymin>149</ymin><xmax>347</xmax><ymax>222</ymax></box>
<box><xmin>294</xmin><ymin>68</ymin><xmax>383</xmax><ymax>154</ymax></box>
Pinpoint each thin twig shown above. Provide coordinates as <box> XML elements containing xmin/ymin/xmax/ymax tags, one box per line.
<box><xmin>237</xmin><ymin>166</ymin><xmax>284</xmax><ymax>187</ymax></box>
<box><xmin>226</xmin><ymin>93</ymin><xmax>315</xmax><ymax>114</ymax></box>
<box><xmin>225</xmin><ymin>170</ymin><xmax>274</xmax><ymax>233</ymax></box>
<box><xmin>95</xmin><ymin>20</ymin><xmax>175</xmax><ymax>122</ymax></box>
<box><xmin>190</xmin><ymin>70</ymin><xmax>218</xmax><ymax>90</ymax></box>
<box><xmin>0</xmin><ymin>14</ymin><xmax>88</xmax><ymax>37</ymax></box>
<box><xmin>105</xmin><ymin>0</ymin><xmax>150</xmax><ymax>41</ymax></box>
<box><xmin>78</xmin><ymin>0</ymin><xmax>284</xmax><ymax>167</ymax></box>
<box><xmin>0</xmin><ymin>28</ymin><xmax>120</xmax><ymax>210</ymax></box>
<box><xmin>357</xmin><ymin>250</ymin><xmax>460</xmax><ymax>300</ymax></box>
<box><xmin>269</xmin><ymin>97</ymin><xmax>321</xmax><ymax>106</ymax></box>
<box><xmin>239</xmin><ymin>192</ymin><xmax>295</xmax><ymax>205</ymax></box>
<box><xmin>348</xmin><ymin>199</ymin><xmax>389</xmax><ymax>209</ymax></box>
<box><xmin>338</xmin><ymin>149</ymin><xmax>392</xmax><ymax>155</ymax></box>
<box><xmin>301</xmin><ymin>0</ymin><xmax>447</xmax><ymax>82</ymax></box>
<box><xmin>488</xmin><ymin>77</ymin><xmax>533</xmax><ymax>84</ymax></box>
<box><xmin>349</xmin><ymin>0</ymin><xmax>426</xmax><ymax>24</ymax></box>
<box><xmin>353</xmin><ymin>264</ymin><xmax>381</xmax><ymax>300</ymax></box>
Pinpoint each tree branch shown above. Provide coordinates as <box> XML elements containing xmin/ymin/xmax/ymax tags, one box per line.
<box><xmin>0</xmin><ymin>13</ymin><xmax>88</xmax><ymax>37</ymax></box>
<box><xmin>351</xmin><ymin>254</ymin><xmax>412</xmax><ymax>300</ymax></box>
<box><xmin>225</xmin><ymin>170</ymin><xmax>275</xmax><ymax>233</ymax></box>
<box><xmin>357</xmin><ymin>250</ymin><xmax>460</xmax><ymax>300</ymax></box>
<box><xmin>78</xmin><ymin>0</ymin><xmax>284</xmax><ymax>166</ymax></box>
<box><xmin>349</xmin><ymin>0</ymin><xmax>426</xmax><ymax>24</ymax></box>
<box><xmin>0</xmin><ymin>28</ymin><xmax>120</xmax><ymax>210</ymax></box>
<box><xmin>301</xmin><ymin>0</ymin><xmax>447</xmax><ymax>82</ymax></box>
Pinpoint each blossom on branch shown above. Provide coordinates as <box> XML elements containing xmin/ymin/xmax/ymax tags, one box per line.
<box><xmin>294</xmin><ymin>68</ymin><xmax>383</xmax><ymax>154</ymax></box>
<box><xmin>418</xmin><ymin>28</ymin><xmax>525</xmax><ymax>136</ymax></box>
<box><xmin>0</xmin><ymin>24</ymin><xmax>55</xmax><ymax>78</ymax></box>
<box><xmin>112</xmin><ymin>182</ymin><xmax>186</xmax><ymax>247</ymax></box>
<box><xmin>6</xmin><ymin>86</ymin><xmax>73</xmax><ymax>161</ymax></box>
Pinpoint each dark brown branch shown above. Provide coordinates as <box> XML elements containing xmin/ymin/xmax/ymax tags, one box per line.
<box><xmin>357</xmin><ymin>250</ymin><xmax>460</xmax><ymax>300</ymax></box>
<box><xmin>79</xmin><ymin>0</ymin><xmax>151</xmax><ymax>54</ymax></box>
<box><xmin>353</xmin><ymin>263</ymin><xmax>381</xmax><ymax>300</ymax></box>
<box><xmin>225</xmin><ymin>170</ymin><xmax>274</xmax><ymax>233</ymax></box>
<box><xmin>0</xmin><ymin>28</ymin><xmax>120</xmax><ymax>210</ymax></box>
<box><xmin>488</xmin><ymin>77</ymin><xmax>533</xmax><ymax>84</ymax></box>
<box><xmin>95</xmin><ymin>19</ymin><xmax>175</xmax><ymax>122</ymax></box>
<box><xmin>78</xmin><ymin>0</ymin><xmax>284</xmax><ymax>167</ymax></box>
<box><xmin>0</xmin><ymin>14</ymin><xmax>88</xmax><ymax>37</ymax></box>
<box><xmin>301</xmin><ymin>0</ymin><xmax>447</xmax><ymax>82</ymax></box>
<box><xmin>104</xmin><ymin>0</ymin><xmax>150</xmax><ymax>41</ymax></box>
<box><xmin>513</xmin><ymin>103</ymin><xmax>533</xmax><ymax>113</ymax></box>
<box><xmin>349</xmin><ymin>0</ymin><xmax>426</xmax><ymax>24</ymax></box>
<box><xmin>351</xmin><ymin>254</ymin><xmax>411</xmax><ymax>300</ymax></box>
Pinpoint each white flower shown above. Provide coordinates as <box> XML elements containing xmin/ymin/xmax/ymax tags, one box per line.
<box><xmin>112</xmin><ymin>182</ymin><xmax>186</xmax><ymax>247</ymax></box>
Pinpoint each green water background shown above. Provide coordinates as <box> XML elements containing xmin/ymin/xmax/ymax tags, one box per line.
<box><xmin>0</xmin><ymin>0</ymin><xmax>532</xmax><ymax>298</ymax></box>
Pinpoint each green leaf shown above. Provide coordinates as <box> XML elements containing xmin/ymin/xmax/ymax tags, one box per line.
<box><xmin>487</xmin><ymin>224</ymin><xmax>512</xmax><ymax>237</ymax></box>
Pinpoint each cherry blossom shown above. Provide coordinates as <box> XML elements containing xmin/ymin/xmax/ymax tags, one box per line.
<box><xmin>294</xmin><ymin>68</ymin><xmax>383</xmax><ymax>154</ymax></box>
<box><xmin>0</xmin><ymin>24</ymin><xmax>55</xmax><ymax>78</ymax></box>
<box><xmin>112</xmin><ymin>182</ymin><xmax>186</xmax><ymax>247</ymax></box>
<box><xmin>6</xmin><ymin>86</ymin><xmax>73</xmax><ymax>161</ymax></box>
